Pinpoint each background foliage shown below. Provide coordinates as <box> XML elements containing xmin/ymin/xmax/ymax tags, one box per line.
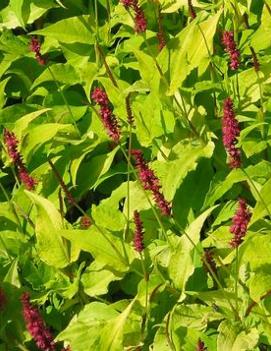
<box><xmin>1</xmin><ymin>0</ymin><xmax>271</xmax><ymax>350</ymax></box>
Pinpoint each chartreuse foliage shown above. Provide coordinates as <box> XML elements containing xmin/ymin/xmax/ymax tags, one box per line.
<box><xmin>1</xmin><ymin>0</ymin><xmax>271</xmax><ymax>350</ymax></box>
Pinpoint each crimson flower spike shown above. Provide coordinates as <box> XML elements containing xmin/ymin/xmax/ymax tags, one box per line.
<box><xmin>202</xmin><ymin>248</ymin><xmax>217</xmax><ymax>275</ymax></box>
<box><xmin>132</xmin><ymin>149</ymin><xmax>171</xmax><ymax>216</ymax></box>
<box><xmin>0</xmin><ymin>288</ymin><xmax>6</xmax><ymax>311</ymax></box>
<box><xmin>80</xmin><ymin>215</ymin><xmax>92</xmax><ymax>229</ymax></box>
<box><xmin>222</xmin><ymin>97</ymin><xmax>241</xmax><ymax>169</ymax></box>
<box><xmin>92</xmin><ymin>87</ymin><xmax>121</xmax><ymax>143</ymax></box>
<box><xmin>120</xmin><ymin>0</ymin><xmax>147</xmax><ymax>33</ymax></box>
<box><xmin>188</xmin><ymin>0</ymin><xmax>196</xmax><ymax>19</ymax></box>
<box><xmin>3</xmin><ymin>128</ymin><xmax>37</xmax><ymax>190</ymax></box>
<box><xmin>157</xmin><ymin>10</ymin><xmax>166</xmax><ymax>51</ymax></box>
<box><xmin>29</xmin><ymin>37</ymin><xmax>46</xmax><ymax>65</ymax></box>
<box><xmin>133</xmin><ymin>210</ymin><xmax>144</xmax><ymax>253</ymax></box>
<box><xmin>230</xmin><ymin>198</ymin><xmax>251</xmax><ymax>248</ymax></box>
<box><xmin>222</xmin><ymin>31</ymin><xmax>240</xmax><ymax>70</ymax></box>
<box><xmin>126</xmin><ymin>93</ymin><xmax>134</xmax><ymax>126</ymax></box>
<box><xmin>21</xmin><ymin>292</ymin><xmax>56</xmax><ymax>351</ymax></box>
<box><xmin>196</xmin><ymin>339</ymin><xmax>207</xmax><ymax>351</ymax></box>
<box><xmin>250</xmin><ymin>46</ymin><xmax>260</xmax><ymax>72</ymax></box>
<box><xmin>48</xmin><ymin>159</ymin><xmax>76</xmax><ymax>206</ymax></box>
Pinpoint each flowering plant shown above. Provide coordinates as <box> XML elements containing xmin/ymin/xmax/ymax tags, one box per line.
<box><xmin>0</xmin><ymin>1</ymin><xmax>271</xmax><ymax>350</ymax></box>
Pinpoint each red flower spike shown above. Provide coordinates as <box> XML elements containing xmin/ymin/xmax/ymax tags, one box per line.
<box><xmin>196</xmin><ymin>339</ymin><xmax>207</xmax><ymax>351</ymax></box>
<box><xmin>230</xmin><ymin>198</ymin><xmax>251</xmax><ymax>248</ymax></box>
<box><xmin>120</xmin><ymin>0</ymin><xmax>147</xmax><ymax>33</ymax></box>
<box><xmin>21</xmin><ymin>293</ymin><xmax>56</xmax><ymax>351</ymax></box>
<box><xmin>132</xmin><ymin>149</ymin><xmax>171</xmax><ymax>216</ymax></box>
<box><xmin>80</xmin><ymin>215</ymin><xmax>92</xmax><ymax>229</ymax></box>
<box><xmin>222</xmin><ymin>97</ymin><xmax>241</xmax><ymax>169</ymax></box>
<box><xmin>18</xmin><ymin>166</ymin><xmax>38</xmax><ymax>191</ymax></box>
<box><xmin>91</xmin><ymin>87</ymin><xmax>109</xmax><ymax>106</ymax></box>
<box><xmin>250</xmin><ymin>46</ymin><xmax>260</xmax><ymax>72</ymax></box>
<box><xmin>134</xmin><ymin>7</ymin><xmax>147</xmax><ymax>33</ymax></box>
<box><xmin>121</xmin><ymin>0</ymin><xmax>134</xmax><ymax>7</ymax></box>
<box><xmin>92</xmin><ymin>88</ymin><xmax>121</xmax><ymax>143</ymax></box>
<box><xmin>3</xmin><ymin>128</ymin><xmax>37</xmax><ymax>190</ymax></box>
<box><xmin>157</xmin><ymin>11</ymin><xmax>166</xmax><ymax>51</ymax></box>
<box><xmin>0</xmin><ymin>288</ymin><xmax>6</xmax><ymax>311</ymax></box>
<box><xmin>202</xmin><ymin>249</ymin><xmax>217</xmax><ymax>275</ymax></box>
<box><xmin>188</xmin><ymin>0</ymin><xmax>197</xmax><ymax>19</ymax></box>
<box><xmin>133</xmin><ymin>210</ymin><xmax>144</xmax><ymax>253</ymax></box>
<box><xmin>30</xmin><ymin>37</ymin><xmax>46</xmax><ymax>65</ymax></box>
<box><xmin>222</xmin><ymin>31</ymin><xmax>240</xmax><ymax>70</ymax></box>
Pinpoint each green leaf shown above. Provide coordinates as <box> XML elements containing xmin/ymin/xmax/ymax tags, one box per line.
<box><xmin>31</xmin><ymin>16</ymin><xmax>94</xmax><ymax>44</ymax></box>
<box><xmin>31</xmin><ymin>63</ymin><xmax>80</xmax><ymax>89</ymax></box>
<box><xmin>250</xmin><ymin>177</ymin><xmax>271</xmax><ymax>224</ymax></box>
<box><xmin>14</xmin><ymin>108</ymin><xmax>51</xmax><ymax>139</ymax></box>
<box><xmin>100</xmin><ymin>297</ymin><xmax>137</xmax><ymax>351</ymax></box>
<box><xmin>61</xmin><ymin>227</ymin><xmax>135</xmax><ymax>273</ymax></box>
<box><xmin>4</xmin><ymin>258</ymin><xmax>20</xmax><ymax>287</ymax></box>
<box><xmin>25</xmin><ymin>191</ymin><xmax>70</xmax><ymax>268</ymax></box>
<box><xmin>168</xmin><ymin>11</ymin><xmax>221</xmax><ymax>94</ymax></box>
<box><xmin>169</xmin><ymin>206</ymin><xmax>217</xmax><ymax>292</ymax></box>
<box><xmin>56</xmin><ymin>302</ymin><xmax>119</xmax><ymax>351</ymax></box>
<box><xmin>240</xmin><ymin>234</ymin><xmax>271</xmax><ymax>271</ymax></box>
<box><xmin>153</xmin><ymin>141</ymin><xmax>214</xmax><ymax>201</ymax></box>
<box><xmin>21</xmin><ymin>123</ymin><xmax>75</xmax><ymax>162</ymax></box>
<box><xmin>76</xmin><ymin>147</ymin><xmax>119</xmax><ymax>192</ymax></box>
<box><xmin>204</xmin><ymin>161</ymin><xmax>271</xmax><ymax>208</ymax></box>
<box><xmin>248</xmin><ymin>267</ymin><xmax>271</xmax><ymax>303</ymax></box>
<box><xmin>160</xmin><ymin>0</ymin><xmax>201</xmax><ymax>13</ymax></box>
<box><xmin>0</xmin><ymin>76</ymin><xmax>10</xmax><ymax>108</ymax></box>
<box><xmin>82</xmin><ymin>261</ymin><xmax>123</xmax><ymax>297</ymax></box>
<box><xmin>9</xmin><ymin>0</ymin><xmax>29</xmax><ymax>28</ymax></box>
<box><xmin>217</xmin><ymin>321</ymin><xmax>258</xmax><ymax>351</ymax></box>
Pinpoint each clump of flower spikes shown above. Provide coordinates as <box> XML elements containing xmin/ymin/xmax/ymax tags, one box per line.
<box><xmin>222</xmin><ymin>31</ymin><xmax>240</xmax><ymax>70</ymax></box>
<box><xmin>230</xmin><ymin>198</ymin><xmax>251</xmax><ymax>248</ymax></box>
<box><xmin>132</xmin><ymin>149</ymin><xmax>171</xmax><ymax>216</ymax></box>
<box><xmin>188</xmin><ymin>0</ymin><xmax>196</xmax><ymax>19</ymax></box>
<box><xmin>92</xmin><ymin>87</ymin><xmax>121</xmax><ymax>143</ymax></box>
<box><xmin>222</xmin><ymin>97</ymin><xmax>241</xmax><ymax>169</ymax></box>
<box><xmin>196</xmin><ymin>339</ymin><xmax>207</xmax><ymax>351</ymax></box>
<box><xmin>29</xmin><ymin>37</ymin><xmax>46</xmax><ymax>65</ymax></box>
<box><xmin>0</xmin><ymin>288</ymin><xmax>6</xmax><ymax>311</ymax></box>
<box><xmin>120</xmin><ymin>0</ymin><xmax>147</xmax><ymax>33</ymax></box>
<box><xmin>21</xmin><ymin>292</ymin><xmax>56</xmax><ymax>351</ymax></box>
<box><xmin>133</xmin><ymin>210</ymin><xmax>144</xmax><ymax>253</ymax></box>
<box><xmin>3</xmin><ymin>128</ymin><xmax>37</xmax><ymax>190</ymax></box>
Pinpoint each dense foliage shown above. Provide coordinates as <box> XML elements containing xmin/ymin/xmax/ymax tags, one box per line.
<box><xmin>1</xmin><ymin>0</ymin><xmax>271</xmax><ymax>350</ymax></box>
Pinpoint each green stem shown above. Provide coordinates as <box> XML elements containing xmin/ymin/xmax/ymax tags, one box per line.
<box><xmin>94</xmin><ymin>0</ymin><xmax>98</xmax><ymax>36</ymax></box>
<box><xmin>47</xmin><ymin>66</ymin><xmax>81</xmax><ymax>137</ymax></box>
<box><xmin>235</xmin><ymin>247</ymin><xmax>239</xmax><ymax>311</ymax></box>
<box><xmin>140</xmin><ymin>252</ymin><xmax>149</xmax><ymax>339</ymax></box>
<box><xmin>96</xmin><ymin>43</ymin><xmax>118</xmax><ymax>88</ymax></box>
<box><xmin>241</xmin><ymin>168</ymin><xmax>271</xmax><ymax>219</ymax></box>
<box><xmin>17</xmin><ymin>344</ymin><xmax>30</xmax><ymax>351</ymax></box>
<box><xmin>165</xmin><ymin>312</ymin><xmax>176</xmax><ymax>351</ymax></box>
<box><xmin>124</xmin><ymin>122</ymin><xmax>132</xmax><ymax>240</ymax></box>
